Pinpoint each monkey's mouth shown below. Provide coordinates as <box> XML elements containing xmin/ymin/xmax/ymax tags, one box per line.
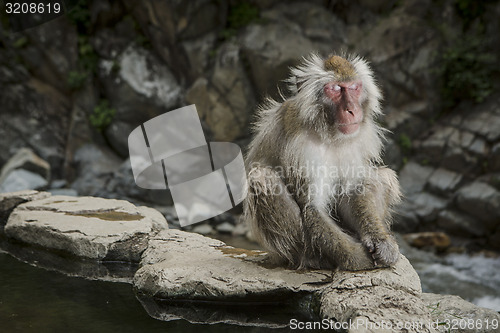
<box><xmin>338</xmin><ymin>122</ymin><xmax>360</xmax><ymax>135</ymax></box>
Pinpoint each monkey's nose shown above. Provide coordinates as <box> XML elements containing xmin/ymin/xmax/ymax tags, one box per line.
<box><xmin>346</xmin><ymin>109</ymin><xmax>354</xmax><ymax>116</ymax></box>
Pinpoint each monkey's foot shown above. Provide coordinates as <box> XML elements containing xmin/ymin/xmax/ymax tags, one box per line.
<box><xmin>362</xmin><ymin>236</ymin><xmax>399</xmax><ymax>267</ymax></box>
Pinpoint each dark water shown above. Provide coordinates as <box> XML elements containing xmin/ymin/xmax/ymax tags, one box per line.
<box><xmin>0</xmin><ymin>252</ymin><xmax>283</xmax><ymax>332</ymax></box>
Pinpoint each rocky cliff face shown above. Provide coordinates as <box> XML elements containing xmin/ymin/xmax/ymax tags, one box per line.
<box><xmin>0</xmin><ymin>1</ymin><xmax>499</xmax><ymax>251</ymax></box>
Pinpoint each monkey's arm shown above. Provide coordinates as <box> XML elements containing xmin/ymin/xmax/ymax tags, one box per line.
<box><xmin>299</xmin><ymin>202</ymin><xmax>377</xmax><ymax>270</ymax></box>
<box><xmin>341</xmin><ymin>167</ymin><xmax>401</xmax><ymax>266</ymax></box>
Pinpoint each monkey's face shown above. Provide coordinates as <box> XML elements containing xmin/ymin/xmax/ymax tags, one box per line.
<box><xmin>323</xmin><ymin>81</ymin><xmax>364</xmax><ymax>135</ymax></box>
<box><xmin>289</xmin><ymin>54</ymin><xmax>381</xmax><ymax>139</ymax></box>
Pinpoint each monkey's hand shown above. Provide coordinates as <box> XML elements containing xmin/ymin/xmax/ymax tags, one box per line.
<box><xmin>362</xmin><ymin>235</ymin><xmax>399</xmax><ymax>267</ymax></box>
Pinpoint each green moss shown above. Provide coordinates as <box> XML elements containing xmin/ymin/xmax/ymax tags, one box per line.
<box><xmin>89</xmin><ymin>100</ymin><xmax>116</xmax><ymax>132</ymax></box>
<box><xmin>398</xmin><ymin>133</ymin><xmax>412</xmax><ymax>152</ymax></box>
<box><xmin>67</xmin><ymin>70</ymin><xmax>88</xmax><ymax>89</ymax></box>
<box><xmin>13</xmin><ymin>36</ymin><xmax>28</xmax><ymax>48</ymax></box>
<box><xmin>221</xmin><ymin>1</ymin><xmax>260</xmax><ymax>39</ymax></box>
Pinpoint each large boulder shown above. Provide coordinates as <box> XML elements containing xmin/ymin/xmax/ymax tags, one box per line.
<box><xmin>134</xmin><ymin>229</ymin><xmax>437</xmax><ymax>331</ymax></box>
<box><xmin>4</xmin><ymin>195</ymin><xmax>168</xmax><ymax>262</ymax></box>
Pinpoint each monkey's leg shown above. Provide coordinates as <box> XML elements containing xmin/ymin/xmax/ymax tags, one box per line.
<box><xmin>340</xmin><ymin>167</ymin><xmax>401</xmax><ymax>266</ymax></box>
<box><xmin>246</xmin><ymin>166</ymin><xmax>374</xmax><ymax>270</ymax></box>
<box><xmin>245</xmin><ymin>166</ymin><xmax>306</xmax><ymax>267</ymax></box>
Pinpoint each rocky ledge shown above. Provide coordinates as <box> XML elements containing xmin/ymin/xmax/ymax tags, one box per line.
<box><xmin>1</xmin><ymin>190</ymin><xmax>498</xmax><ymax>332</ymax></box>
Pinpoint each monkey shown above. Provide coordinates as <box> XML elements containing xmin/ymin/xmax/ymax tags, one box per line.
<box><xmin>242</xmin><ymin>53</ymin><xmax>402</xmax><ymax>271</ymax></box>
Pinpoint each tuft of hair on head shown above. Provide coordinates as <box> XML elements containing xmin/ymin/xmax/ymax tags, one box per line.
<box><xmin>324</xmin><ymin>55</ymin><xmax>357</xmax><ymax>81</ymax></box>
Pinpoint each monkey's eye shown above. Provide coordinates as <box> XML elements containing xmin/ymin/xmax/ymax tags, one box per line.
<box><xmin>348</xmin><ymin>83</ymin><xmax>359</xmax><ymax>90</ymax></box>
<box><xmin>325</xmin><ymin>84</ymin><xmax>341</xmax><ymax>92</ymax></box>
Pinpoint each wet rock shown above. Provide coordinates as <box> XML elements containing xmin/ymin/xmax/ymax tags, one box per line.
<box><xmin>5</xmin><ymin>195</ymin><xmax>168</xmax><ymax>261</ymax></box>
<box><xmin>403</xmin><ymin>232</ymin><xmax>451</xmax><ymax>252</ymax></box>
<box><xmin>0</xmin><ymin>235</ymin><xmax>137</xmax><ymax>283</ymax></box>
<box><xmin>0</xmin><ymin>169</ymin><xmax>49</xmax><ymax>194</ymax></box>
<box><xmin>0</xmin><ymin>190</ymin><xmax>50</xmax><ymax>225</ymax></box>
<box><xmin>134</xmin><ymin>229</ymin><xmax>436</xmax><ymax>331</ymax></box>
<box><xmin>422</xmin><ymin>293</ymin><xmax>500</xmax><ymax>333</ymax></box>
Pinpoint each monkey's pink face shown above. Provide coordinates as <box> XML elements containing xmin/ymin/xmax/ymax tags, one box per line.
<box><xmin>323</xmin><ymin>81</ymin><xmax>363</xmax><ymax>135</ymax></box>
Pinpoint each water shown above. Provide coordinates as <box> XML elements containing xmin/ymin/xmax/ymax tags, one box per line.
<box><xmin>0</xmin><ymin>250</ymin><xmax>283</xmax><ymax>332</ymax></box>
<box><xmin>398</xmin><ymin>236</ymin><xmax>500</xmax><ymax>312</ymax></box>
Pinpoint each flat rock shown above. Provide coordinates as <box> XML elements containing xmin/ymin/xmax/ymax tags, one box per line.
<box><xmin>4</xmin><ymin>195</ymin><xmax>168</xmax><ymax>262</ymax></box>
<box><xmin>0</xmin><ymin>190</ymin><xmax>51</xmax><ymax>225</ymax></box>
<box><xmin>134</xmin><ymin>229</ymin><xmax>436</xmax><ymax>331</ymax></box>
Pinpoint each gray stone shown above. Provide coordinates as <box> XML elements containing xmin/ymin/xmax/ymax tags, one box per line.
<box><xmin>186</xmin><ymin>43</ymin><xmax>255</xmax><ymax>141</ymax></box>
<box><xmin>462</xmin><ymin>110</ymin><xmax>500</xmax><ymax>142</ymax></box>
<box><xmin>410</xmin><ymin>192</ymin><xmax>448</xmax><ymax>223</ymax></box>
<box><xmin>456</xmin><ymin>182</ymin><xmax>500</xmax><ymax>229</ymax></box>
<box><xmin>0</xmin><ymin>148</ymin><xmax>50</xmax><ymax>185</ymax></box>
<box><xmin>191</xmin><ymin>222</ymin><xmax>214</xmax><ymax>235</ymax></box>
<box><xmin>399</xmin><ymin>162</ymin><xmax>434</xmax><ymax>196</ymax></box>
<box><xmin>181</xmin><ymin>32</ymin><xmax>217</xmax><ymax>76</ymax></box>
<box><xmin>490</xmin><ymin>142</ymin><xmax>500</xmax><ymax>172</ymax></box>
<box><xmin>422</xmin><ymin>293</ymin><xmax>500</xmax><ymax>333</ymax></box>
<box><xmin>117</xmin><ymin>45</ymin><xmax>181</xmax><ymax>111</ymax></box>
<box><xmin>437</xmin><ymin>210</ymin><xmax>486</xmax><ymax>237</ymax></box>
<box><xmin>0</xmin><ymin>169</ymin><xmax>49</xmax><ymax>193</ymax></box>
<box><xmin>442</xmin><ymin>146</ymin><xmax>478</xmax><ymax>174</ymax></box>
<box><xmin>105</xmin><ymin>159</ymin><xmax>174</xmax><ymax>206</ymax></box>
<box><xmin>105</xmin><ymin>121</ymin><xmax>135</xmax><ymax>158</ymax></box>
<box><xmin>134</xmin><ymin>229</ymin><xmax>436</xmax><ymax>331</ymax></box>
<box><xmin>215</xmin><ymin>222</ymin><xmax>234</xmax><ymax>234</ymax></box>
<box><xmin>427</xmin><ymin>168</ymin><xmax>462</xmax><ymax>195</ymax></box>
<box><xmin>5</xmin><ymin>195</ymin><xmax>168</xmax><ymax>262</ymax></box>
<box><xmin>97</xmin><ymin>45</ymin><xmax>182</xmax><ymax>132</ymax></box>
<box><xmin>70</xmin><ymin>144</ymin><xmax>121</xmax><ymax>197</ymax></box>
<box><xmin>240</xmin><ymin>22</ymin><xmax>314</xmax><ymax>99</ymax></box>
<box><xmin>468</xmin><ymin>137</ymin><xmax>487</xmax><ymax>155</ymax></box>
<box><xmin>0</xmin><ymin>190</ymin><xmax>51</xmax><ymax>225</ymax></box>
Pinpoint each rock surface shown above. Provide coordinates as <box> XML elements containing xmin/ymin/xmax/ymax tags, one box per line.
<box><xmin>5</xmin><ymin>195</ymin><xmax>168</xmax><ymax>262</ymax></box>
<box><xmin>134</xmin><ymin>229</ymin><xmax>437</xmax><ymax>331</ymax></box>
<box><xmin>422</xmin><ymin>293</ymin><xmax>500</xmax><ymax>333</ymax></box>
<box><xmin>0</xmin><ymin>190</ymin><xmax>51</xmax><ymax>225</ymax></box>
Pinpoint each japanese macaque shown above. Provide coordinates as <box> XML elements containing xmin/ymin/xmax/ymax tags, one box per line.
<box><xmin>243</xmin><ymin>53</ymin><xmax>401</xmax><ymax>271</ymax></box>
